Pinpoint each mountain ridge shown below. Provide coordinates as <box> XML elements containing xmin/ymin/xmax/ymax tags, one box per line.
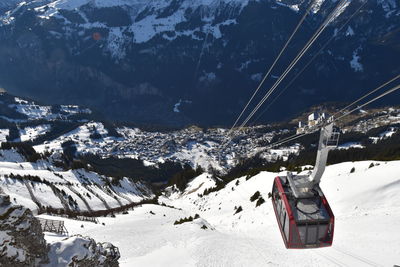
<box><xmin>0</xmin><ymin>0</ymin><xmax>399</xmax><ymax>126</ymax></box>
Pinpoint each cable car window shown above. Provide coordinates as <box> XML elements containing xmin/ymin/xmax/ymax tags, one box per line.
<box><xmin>284</xmin><ymin>211</ymin><xmax>289</xmax><ymax>240</ymax></box>
<box><xmin>318</xmin><ymin>224</ymin><xmax>328</xmax><ymax>241</ymax></box>
<box><xmin>276</xmin><ymin>197</ymin><xmax>282</xmax><ymax>218</ymax></box>
<box><xmin>291</xmin><ymin>222</ymin><xmax>300</xmax><ymax>244</ymax></box>
<box><xmin>298</xmin><ymin>225</ymin><xmax>307</xmax><ymax>243</ymax></box>
<box><xmin>280</xmin><ymin>202</ymin><xmax>285</xmax><ymax>224</ymax></box>
<box><xmin>306</xmin><ymin>224</ymin><xmax>318</xmax><ymax>245</ymax></box>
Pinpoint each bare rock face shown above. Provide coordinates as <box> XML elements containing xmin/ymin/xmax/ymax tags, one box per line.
<box><xmin>0</xmin><ymin>194</ymin><xmax>49</xmax><ymax>266</ymax></box>
<box><xmin>0</xmin><ymin>193</ymin><xmax>120</xmax><ymax>266</ymax></box>
<box><xmin>47</xmin><ymin>235</ymin><xmax>120</xmax><ymax>267</ymax></box>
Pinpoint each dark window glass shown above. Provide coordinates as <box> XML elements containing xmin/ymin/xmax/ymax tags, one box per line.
<box><xmin>318</xmin><ymin>224</ymin><xmax>328</xmax><ymax>241</ymax></box>
<box><xmin>298</xmin><ymin>225</ymin><xmax>307</xmax><ymax>244</ymax></box>
<box><xmin>280</xmin><ymin>203</ymin><xmax>285</xmax><ymax>225</ymax></box>
<box><xmin>284</xmin><ymin>211</ymin><xmax>290</xmax><ymax>240</ymax></box>
<box><xmin>290</xmin><ymin>222</ymin><xmax>300</xmax><ymax>244</ymax></box>
<box><xmin>307</xmin><ymin>225</ymin><xmax>318</xmax><ymax>245</ymax></box>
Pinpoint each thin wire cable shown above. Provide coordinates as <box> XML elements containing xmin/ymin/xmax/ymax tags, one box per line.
<box><xmin>238</xmin><ymin>0</ymin><xmax>348</xmax><ymax>129</ymax></box>
<box><xmin>265</xmin><ymin>81</ymin><xmax>400</xmax><ymax>150</ymax></box>
<box><xmin>250</xmin><ymin>0</ymin><xmax>367</xmax><ymax>125</ymax></box>
<box><xmin>219</xmin><ymin>0</ymin><xmax>348</xmax><ymax>152</ymax></box>
<box><xmin>227</xmin><ymin>0</ymin><xmax>317</xmax><ymax>134</ymax></box>
<box><xmin>333</xmin><ymin>73</ymin><xmax>400</xmax><ymax>118</ymax></box>
<box><xmin>267</xmin><ymin>132</ymin><xmax>308</xmax><ymax>149</ymax></box>
<box><xmin>335</xmin><ymin>83</ymin><xmax>400</xmax><ymax>122</ymax></box>
<box><xmin>237</xmin><ymin>0</ymin><xmax>348</xmax><ymax>131</ymax></box>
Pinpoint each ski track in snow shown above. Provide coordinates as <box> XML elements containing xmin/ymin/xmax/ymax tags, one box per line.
<box><xmin>41</xmin><ymin>160</ymin><xmax>400</xmax><ymax>266</ymax></box>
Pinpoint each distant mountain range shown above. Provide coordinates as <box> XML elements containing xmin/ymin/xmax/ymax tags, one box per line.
<box><xmin>0</xmin><ymin>0</ymin><xmax>399</xmax><ymax>126</ymax></box>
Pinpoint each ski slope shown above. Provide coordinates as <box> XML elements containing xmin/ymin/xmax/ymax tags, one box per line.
<box><xmin>42</xmin><ymin>160</ymin><xmax>400</xmax><ymax>266</ymax></box>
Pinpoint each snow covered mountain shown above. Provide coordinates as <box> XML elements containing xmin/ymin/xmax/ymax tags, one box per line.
<box><xmin>0</xmin><ymin>0</ymin><xmax>399</xmax><ymax>125</ymax></box>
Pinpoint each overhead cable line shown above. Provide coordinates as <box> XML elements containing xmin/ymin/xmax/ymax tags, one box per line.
<box><xmin>334</xmin><ymin>83</ymin><xmax>400</xmax><ymax>122</ymax></box>
<box><xmin>236</xmin><ymin>0</ymin><xmax>349</xmax><ymax>131</ymax></box>
<box><xmin>265</xmin><ymin>79</ymin><xmax>400</xmax><ymax>150</ymax></box>
<box><xmin>219</xmin><ymin>0</ymin><xmax>348</xmax><ymax>153</ymax></box>
<box><xmin>333</xmin><ymin>73</ymin><xmax>400</xmax><ymax>118</ymax></box>
<box><xmin>227</xmin><ymin>0</ymin><xmax>317</xmax><ymax>134</ymax></box>
<box><xmin>250</xmin><ymin>0</ymin><xmax>367</xmax><ymax>125</ymax></box>
<box><xmin>267</xmin><ymin>132</ymin><xmax>308</xmax><ymax>149</ymax></box>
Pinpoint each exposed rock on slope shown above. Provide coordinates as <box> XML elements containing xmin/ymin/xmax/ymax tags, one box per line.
<box><xmin>0</xmin><ymin>193</ymin><xmax>121</xmax><ymax>266</ymax></box>
<box><xmin>0</xmin><ymin>193</ymin><xmax>48</xmax><ymax>266</ymax></box>
<box><xmin>47</xmin><ymin>235</ymin><xmax>120</xmax><ymax>267</ymax></box>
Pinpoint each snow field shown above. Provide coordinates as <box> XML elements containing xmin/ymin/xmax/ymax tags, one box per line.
<box><xmin>42</xmin><ymin>160</ymin><xmax>400</xmax><ymax>266</ymax></box>
<box><xmin>0</xmin><ymin>179</ymin><xmax>38</xmax><ymax>211</ymax></box>
<box><xmin>19</xmin><ymin>124</ymin><xmax>51</xmax><ymax>142</ymax></box>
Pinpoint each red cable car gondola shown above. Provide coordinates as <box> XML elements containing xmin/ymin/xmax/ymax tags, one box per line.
<box><xmin>271</xmin><ymin>121</ymin><xmax>339</xmax><ymax>249</ymax></box>
<box><xmin>272</xmin><ymin>175</ymin><xmax>335</xmax><ymax>248</ymax></box>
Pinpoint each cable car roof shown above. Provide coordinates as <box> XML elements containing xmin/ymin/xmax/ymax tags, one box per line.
<box><xmin>278</xmin><ymin>176</ymin><xmax>331</xmax><ymax>223</ymax></box>
<box><xmin>290</xmin><ymin>198</ymin><xmax>330</xmax><ymax>223</ymax></box>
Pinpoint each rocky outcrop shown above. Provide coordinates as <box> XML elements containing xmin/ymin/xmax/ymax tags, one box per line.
<box><xmin>0</xmin><ymin>194</ymin><xmax>49</xmax><ymax>266</ymax></box>
<box><xmin>0</xmin><ymin>193</ymin><xmax>121</xmax><ymax>266</ymax></box>
<box><xmin>47</xmin><ymin>235</ymin><xmax>120</xmax><ymax>267</ymax></box>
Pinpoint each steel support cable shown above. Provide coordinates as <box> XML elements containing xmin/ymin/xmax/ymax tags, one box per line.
<box><xmin>265</xmin><ymin>82</ymin><xmax>400</xmax><ymax>150</ymax></box>
<box><xmin>269</xmin><ymin>133</ymin><xmax>308</xmax><ymax>149</ymax></box>
<box><xmin>250</xmin><ymin>0</ymin><xmax>367</xmax><ymax>126</ymax></box>
<box><xmin>334</xmin><ymin>83</ymin><xmax>400</xmax><ymax>122</ymax></box>
<box><xmin>218</xmin><ymin>0</ymin><xmax>348</xmax><ymax>153</ymax></box>
<box><xmin>227</xmin><ymin>0</ymin><xmax>317</xmax><ymax>135</ymax></box>
<box><xmin>238</xmin><ymin>0</ymin><xmax>348</xmax><ymax>129</ymax></box>
<box><xmin>333</xmin><ymin>73</ymin><xmax>400</xmax><ymax>118</ymax></box>
<box><xmin>237</xmin><ymin>0</ymin><xmax>348</xmax><ymax>131</ymax></box>
<box><xmin>267</xmin><ymin>132</ymin><xmax>308</xmax><ymax>149</ymax></box>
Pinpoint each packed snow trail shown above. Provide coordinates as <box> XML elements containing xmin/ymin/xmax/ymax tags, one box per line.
<box><xmin>42</xmin><ymin>161</ymin><xmax>400</xmax><ymax>266</ymax></box>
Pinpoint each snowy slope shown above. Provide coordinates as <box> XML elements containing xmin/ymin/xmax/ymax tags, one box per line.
<box><xmin>42</xmin><ymin>160</ymin><xmax>400</xmax><ymax>266</ymax></box>
<box><xmin>19</xmin><ymin>124</ymin><xmax>51</xmax><ymax>142</ymax></box>
<box><xmin>0</xmin><ymin>150</ymin><xmax>152</xmax><ymax>213</ymax></box>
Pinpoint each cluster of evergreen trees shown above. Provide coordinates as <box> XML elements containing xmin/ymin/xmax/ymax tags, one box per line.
<box><xmin>250</xmin><ymin>191</ymin><xmax>265</xmax><ymax>207</ymax></box>
<box><xmin>174</xmin><ymin>214</ymin><xmax>200</xmax><ymax>225</ymax></box>
<box><xmin>39</xmin><ymin>196</ymin><xmax>160</xmax><ymax>218</ymax></box>
<box><xmin>5</xmin><ymin>173</ymin><xmax>48</xmax><ymax>184</ymax></box>
<box><xmin>167</xmin><ymin>165</ymin><xmax>204</xmax><ymax>191</ymax></box>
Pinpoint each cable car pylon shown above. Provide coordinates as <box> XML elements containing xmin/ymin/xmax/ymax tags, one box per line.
<box><xmin>271</xmin><ymin>117</ymin><xmax>339</xmax><ymax>249</ymax></box>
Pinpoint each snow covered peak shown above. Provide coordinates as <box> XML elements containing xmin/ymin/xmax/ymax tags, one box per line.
<box><xmin>30</xmin><ymin>0</ymin><xmax>250</xmax><ymax>47</ymax></box>
<box><xmin>43</xmin><ymin>0</ymin><xmax>249</xmax><ymax>9</ymax></box>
